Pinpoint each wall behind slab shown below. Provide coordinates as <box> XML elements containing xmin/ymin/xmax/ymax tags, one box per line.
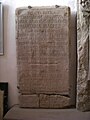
<box><xmin>0</xmin><ymin>0</ymin><xmax>76</xmax><ymax>107</ymax></box>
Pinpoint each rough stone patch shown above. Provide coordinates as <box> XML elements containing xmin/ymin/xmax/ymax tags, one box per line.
<box><xmin>40</xmin><ymin>94</ymin><xmax>70</xmax><ymax>108</ymax></box>
<box><xmin>19</xmin><ymin>94</ymin><xmax>71</xmax><ymax>108</ymax></box>
<box><xmin>77</xmin><ymin>0</ymin><xmax>90</xmax><ymax>111</ymax></box>
<box><xmin>19</xmin><ymin>94</ymin><xmax>39</xmax><ymax>108</ymax></box>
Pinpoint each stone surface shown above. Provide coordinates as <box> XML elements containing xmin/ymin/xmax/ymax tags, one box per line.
<box><xmin>19</xmin><ymin>94</ymin><xmax>71</xmax><ymax>108</ymax></box>
<box><xmin>19</xmin><ymin>94</ymin><xmax>39</xmax><ymax>108</ymax></box>
<box><xmin>0</xmin><ymin>90</ymin><xmax>4</xmax><ymax>120</ymax></box>
<box><xmin>16</xmin><ymin>6</ymin><xmax>74</xmax><ymax>108</ymax></box>
<box><xmin>40</xmin><ymin>94</ymin><xmax>70</xmax><ymax>108</ymax></box>
<box><xmin>16</xmin><ymin>6</ymin><xmax>71</xmax><ymax>95</ymax></box>
<box><xmin>3</xmin><ymin>105</ymin><xmax>90</xmax><ymax>120</ymax></box>
<box><xmin>77</xmin><ymin>0</ymin><xmax>90</xmax><ymax>111</ymax></box>
<box><xmin>40</xmin><ymin>94</ymin><xmax>49</xmax><ymax>108</ymax></box>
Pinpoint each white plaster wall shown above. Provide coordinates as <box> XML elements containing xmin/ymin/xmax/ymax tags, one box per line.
<box><xmin>0</xmin><ymin>0</ymin><xmax>77</xmax><ymax>107</ymax></box>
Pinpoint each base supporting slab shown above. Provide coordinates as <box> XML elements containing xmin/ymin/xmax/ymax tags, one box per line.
<box><xmin>19</xmin><ymin>94</ymin><xmax>71</xmax><ymax>108</ymax></box>
<box><xmin>4</xmin><ymin>105</ymin><xmax>90</xmax><ymax>120</ymax></box>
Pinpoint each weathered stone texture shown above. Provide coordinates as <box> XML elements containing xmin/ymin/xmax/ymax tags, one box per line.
<box><xmin>77</xmin><ymin>0</ymin><xmax>90</xmax><ymax>111</ymax></box>
<box><xmin>19</xmin><ymin>94</ymin><xmax>39</xmax><ymax>108</ymax></box>
<box><xmin>19</xmin><ymin>94</ymin><xmax>71</xmax><ymax>108</ymax></box>
<box><xmin>16</xmin><ymin>6</ymin><xmax>73</xmax><ymax>108</ymax></box>
<box><xmin>0</xmin><ymin>90</ymin><xmax>4</xmax><ymax>120</ymax></box>
<box><xmin>16</xmin><ymin>6</ymin><xmax>70</xmax><ymax>95</ymax></box>
<box><xmin>40</xmin><ymin>94</ymin><xmax>70</xmax><ymax>108</ymax></box>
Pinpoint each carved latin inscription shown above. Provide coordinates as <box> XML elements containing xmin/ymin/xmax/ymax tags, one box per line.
<box><xmin>16</xmin><ymin>6</ymin><xmax>72</xmax><ymax>108</ymax></box>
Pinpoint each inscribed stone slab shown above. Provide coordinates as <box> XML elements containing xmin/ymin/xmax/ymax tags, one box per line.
<box><xmin>16</xmin><ymin>6</ymin><xmax>71</xmax><ymax>95</ymax></box>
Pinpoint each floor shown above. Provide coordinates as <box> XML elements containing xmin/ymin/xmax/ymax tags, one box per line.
<box><xmin>4</xmin><ymin>105</ymin><xmax>90</xmax><ymax>120</ymax></box>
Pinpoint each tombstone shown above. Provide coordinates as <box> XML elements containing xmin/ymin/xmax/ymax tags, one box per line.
<box><xmin>16</xmin><ymin>6</ymin><xmax>76</xmax><ymax>108</ymax></box>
